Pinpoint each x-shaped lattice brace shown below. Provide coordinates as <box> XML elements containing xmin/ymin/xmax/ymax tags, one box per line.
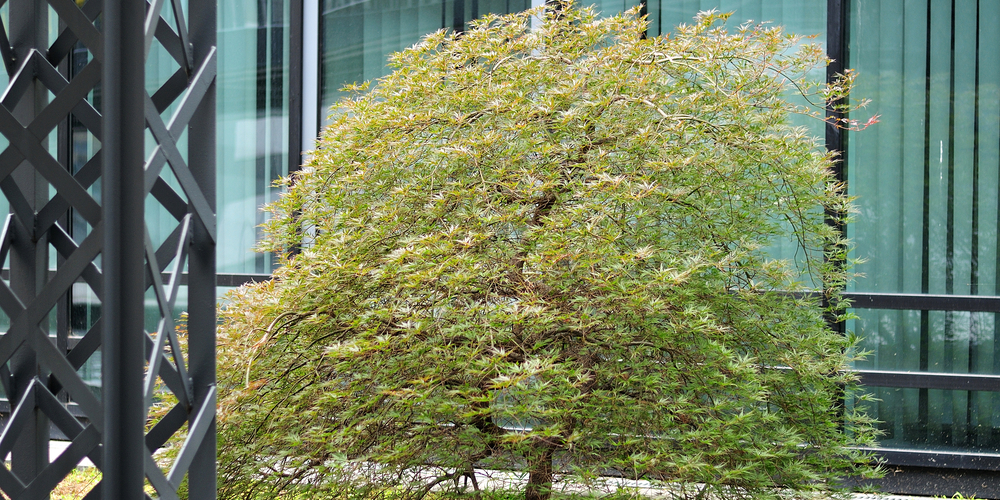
<box><xmin>0</xmin><ymin>0</ymin><xmax>216</xmax><ymax>497</ymax></box>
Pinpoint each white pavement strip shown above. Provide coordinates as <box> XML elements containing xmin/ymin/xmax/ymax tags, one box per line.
<box><xmin>49</xmin><ymin>440</ymin><xmax>96</xmax><ymax>468</ymax></box>
<box><xmin>2</xmin><ymin>441</ymin><xmax>95</xmax><ymax>468</ymax></box>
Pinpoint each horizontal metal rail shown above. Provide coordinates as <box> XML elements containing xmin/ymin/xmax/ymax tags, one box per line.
<box><xmin>0</xmin><ymin>270</ymin><xmax>270</xmax><ymax>287</ymax></box>
<box><xmin>862</xmin><ymin>447</ymin><xmax>1000</xmax><ymax>471</ymax></box>
<box><xmin>844</xmin><ymin>292</ymin><xmax>1000</xmax><ymax>312</ymax></box>
<box><xmin>855</xmin><ymin>369</ymin><xmax>1000</xmax><ymax>392</ymax></box>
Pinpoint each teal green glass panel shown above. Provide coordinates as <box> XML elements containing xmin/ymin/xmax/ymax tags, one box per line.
<box><xmin>845</xmin><ymin>0</ymin><xmax>1000</xmax><ymax>454</ymax></box>
<box><xmin>592</xmin><ymin>0</ymin><xmax>826</xmax><ymax>41</ymax></box>
<box><xmin>217</xmin><ymin>0</ymin><xmax>290</xmax><ymax>273</ymax></box>
<box><xmin>853</xmin><ymin>387</ymin><xmax>1000</xmax><ymax>453</ymax></box>
<box><xmin>65</xmin><ymin>0</ymin><xmax>296</xmax><ymax>393</ymax></box>
<box><xmin>653</xmin><ymin>0</ymin><xmax>825</xmax><ymax>40</ymax></box>
<box><xmin>320</xmin><ymin>0</ymin><xmax>532</xmax><ymax>116</ymax></box>
<box><xmin>847</xmin><ymin>0</ymin><xmax>1000</xmax><ymax>296</ymax></box>
<box><xmin>850</xmin><ymin>308</ymin><xmax>1000</xmax><ymax>375</ymax></box>
<box><xmin>320</xmin><ymin>0</ymin><xmax>829</xmax><ymax>271</ymax></box>
<box><xmin>104</xmin><ymin>0</ymin><xmax>293</xmax><ymax>275</ymax></box>
<box><xmin>653</xmin><ymin>0</ymin><xmax>828</xmax><ymax>277</ymax></box>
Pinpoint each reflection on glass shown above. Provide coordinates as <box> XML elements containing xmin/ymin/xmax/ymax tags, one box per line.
<box><xmin>655</xmin><ymin>0</ymin><xmax>828</xmax><ymax>275</ymax></box>
<box><xmin>845</xmin><ymin>0</ymin><xmax>1000</xmax><ymax>455</ymax></box>
<box><xmin>71</xmin><ymin>282</ymin><xmax>102</xmax><ymax>401</ymax></box>
<box><xmin>853</xmin><ymin>387</ymin><xmax>1000</xmax><ymax>453</ymax></box>
<box><xmin>847</xmin><ymin>1</ymin><xmax>1000</xmax><ymax>296</ymax></box>
<box><xmin>851</xmin><ymin>308</ymin><xmax>1000</xmax><ymax>375</ymax></box>
<box><xmin>218</xmin><ymin>0</ymin><xmax>290</xmax><ymax>273</ymax></box>
<box><xmin>850</xmin><ymin>307</ymin><xmax>1000</xmax><ymax>454</ymax></box>
<box><xmin>317</xmin><ymin>0</ymin><xmax>828</xmax><ymax>273</ymax></box>
<box><xmin>320</xmin><ymin>0</ymin><xmax>531</xmax><ymax>117</ymax></box>
<box><xmin>653</xmin><ymin>0</ymin><xmax>826</xmax><ymax>48</ymax></box>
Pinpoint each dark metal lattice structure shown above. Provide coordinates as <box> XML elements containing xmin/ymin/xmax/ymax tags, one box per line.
<box><xmin>0</xmin><ymin>0</ymin><xmax>216</xmax><ymax>498</ymax></box>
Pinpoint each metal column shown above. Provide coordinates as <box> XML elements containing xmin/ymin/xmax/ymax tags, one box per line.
<box><xmin>7</xmin><ymin>0</ymin><xmax>52</xmax><ymax>485</ymax></box>
<box><xmin>0</xmin><ymin>0</ymin><xmax>218</xmax><ymax>497</ymax></box>
<box><xmin>102</xmin><ymin>0</ymin><xmax>146</xmax><ymax>495</ymax></box>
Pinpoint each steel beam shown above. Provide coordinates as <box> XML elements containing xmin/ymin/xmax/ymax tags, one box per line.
<box><xmin>0</xmin><ymin>0</ymin><xmax>217</xmax><ymax>497</ymax></box>
<box><xmin>102</xmin><ymin>0</ymin><xmax>146</xmax><ymax>495</ymax></box>
<box><xmin>7</xmin><ymin>0</ymin><xmax>50</xmax><ymax>484</ymax></box>
<box><xmin>187</xmin><ymin>0</ymin><xmax>218</xmax><ymax>496</ymax></box>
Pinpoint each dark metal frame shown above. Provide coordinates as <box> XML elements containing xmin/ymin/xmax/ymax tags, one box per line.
<box><xmin>289</xmin><ymin>0</ymin><xmax>305</xmax><ymax>175</ymax></box>
<box><xmin>0</xmin><ymin>0</ymin><xmax>217</xmax><ymax>497</ymax></box>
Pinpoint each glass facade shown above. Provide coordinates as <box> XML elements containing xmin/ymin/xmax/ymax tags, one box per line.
<box><xmin>847</xmin><ymin>0</ymin><xmax>1000</xmax><ymax>453</ymax></box>
<box><xmin>847</xmin><ymin>0</ymin><xmax>1000</xmax><ymax>300</ymax></box>
<box><xmin>219</xmin><ymin>0</ymin><xmax>290</xmax><ymax>274</ymax></box>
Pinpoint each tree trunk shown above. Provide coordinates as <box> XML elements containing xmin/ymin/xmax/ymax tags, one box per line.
<box><xmin>525</xmin><ymin>444</ymin><xmax>554</xmax><ymax>500</ymax></box>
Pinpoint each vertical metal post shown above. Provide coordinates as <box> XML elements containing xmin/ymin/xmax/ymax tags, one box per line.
<box><xmin>289</xmin><ymin>0</ymin><xmax>304</xmax><ymax>173</ymax></box>
<box><xmin>302</xmin><ymin>0</ymin><xmax>320</xmax><ymax>154</ymax></box>
<box><xmin>8</xmin><ymin>0</ymin><xmax>49</xmax><ymax>481</ymax></box>
<box><xmin>188</xmin><ymin>0</ymin><xmax>218</xmax><ymax>496</ymax></box>
<box><xmin>824</xmin><ymin>0</ymin><xmax>848</xmax><ymax>335</ymax></box>
<box><xmin>102</xmin><ymin>0</ymin><xmax>146</xmax><ymax>496</ymax></box>
<box><xmin>825</xmin><ymin>0</ymin><xmax>848</xmax><ymax>184</ymax></box>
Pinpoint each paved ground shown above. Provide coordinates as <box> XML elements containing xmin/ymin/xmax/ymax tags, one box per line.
<box><xmin>387</xmin><ymin>467</ymin><xmax>937</xmax><ymax>500</ymax></box>
<box><xmin>48</xmin><ymin>440</ymin><xmax>95</xmax><ymax>468</ymax></box>
<box><xmin>36</xmin><ymin>443</ymin><xmax>936</xmax><ymax>500</ymax></box>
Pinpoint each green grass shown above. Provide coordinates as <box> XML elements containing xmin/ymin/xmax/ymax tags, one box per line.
<box><xmin>17</xmin><ymin>467</ymin><xmax>158</xmax><ymax>500</ymax></box>
<box><xmin>51</xmin><ymin>467</ymin><xmax>101</xmax><ymax>500</ymax></box>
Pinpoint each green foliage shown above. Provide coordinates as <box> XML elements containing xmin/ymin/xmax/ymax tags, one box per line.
<box><xmin>218</xmin><ymin>4</ymin><xmax>880</xmax><ymax>500</ymax></box>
